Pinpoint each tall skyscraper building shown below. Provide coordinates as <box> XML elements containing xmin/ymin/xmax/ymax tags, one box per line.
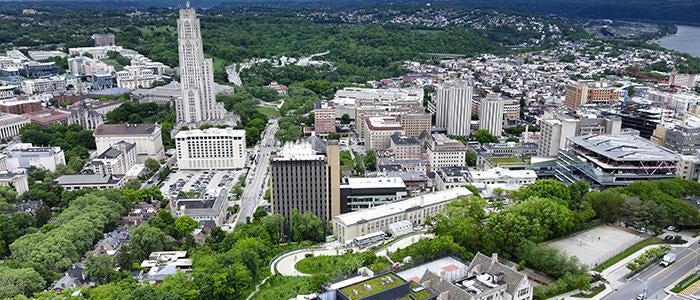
<box><xmin>479</xmin><ymin>93</ymin><xmax>504</xmax><ymax>136</ymax></box>
<box><xmin>270</xmin><ymin>139</ymin><xmax>340</xmax><ymax>226</ymax></box>
<box><xmin>176</xmin><ymin>7</ymin><xmax>226</xmax><ymax>125</ymax></box>
<box><xmin>435</xmin><ymin>81</ymin><xmax>473</xmax><ymax>137</ymax></box>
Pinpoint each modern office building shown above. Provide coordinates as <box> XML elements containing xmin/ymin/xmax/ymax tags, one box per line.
<box><xmin>538</xmin><ymin>115</ymin><xmax>621</xmax><ymax>157</ymax></box>
<box><xmin>339</xmin><ymin>177</ymin><xmax>408</xmax><ymax>213</ymax></box>
<box><xmin>0</xmin><ymin>113</ymin><xmax>30</xmax><ymax>141</ymax></box>
<box><xmin>87</xmin><ymin>141</ymin><xmax>137</xmax><ymax>176</ymax></box>
<box><xmin>435</xmin><ymin>80</ymin><xmax>473</xmax><ymax>136</ymax></box>
<box><xmin>270</xmin><ymin>140</ymin><xmax>340</xmax><ymax>225</ymax></box>
<box><xmin>176</xmin><ymin>7</ymin><xmax>226</xmax><ymax>124</ymax></box>
<box><xmin>5</xmin><ymin>143</ymin><xmax>65</xmax><ymax>172</ymax></box>
<box><xmin>426</xmin><ymin>134</ymin><xmax>467</xmax><ymax>169</ymax></box>
<box><xmin>479</xmin><ymin>93</ymin><xmax>504</xmax><ymax>136</ymax></box>
<box><xmin>564</xmin><ymin>80</ymin><xmax>622</xmax><ymax>109</ymax></box>
<box><xmin>364</xmin><ymin>116</ymin><xmax>404</xmax><ymax>151</ymax></box>
<box><xmin>22</xmin><ymin>61</ymin><xmax>59</xmax><ymax>78</ymax></box>
<box><xmin>94</xmin><ymin>123</ymin><xmax>165</xmax><ymax>159</ymax></box>
<box><xmin>664</xmin><ymin>123</ymin><xmax>700</xmax><ymax>155</ymax></box>
<box><xmin>314</xmin><ymin>105</ymin><xmax>336</xmax><ymax>136</ymax></box>
<box><xmin>332</xmin><ymin>187</ymin><xmax>471</xmax><ymax>243</ymax></box>
<box><xmin>556</xmin><ymin>134</ymin><xmax>680</xmax><ymax>186</ymax></box>
<box><xmin>174</xmin><ymin>128</ymin><xmax>246</xmax><ymax>170</ymax></box>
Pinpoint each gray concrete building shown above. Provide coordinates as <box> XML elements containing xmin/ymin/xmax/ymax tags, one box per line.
<box><xmin>270</xmin><ymin>140</ymin><xmax>340</xmax><ymax>225</ymax></box>
<box><xmin>664</xmin><ymin>123</ymin><xmax>700</xmax><ymax>155</ymax></box>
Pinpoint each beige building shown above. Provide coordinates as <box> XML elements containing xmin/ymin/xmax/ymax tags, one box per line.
<box><xmin>426</xmin><ymin>134</ymin><xmax>467</xmax><ymax>169</ymax></box>
<box><xmin>397</xmin><ymin>112</ymin><xmax>431</xmax><ymax>138</ymax></box>
<box><xmin>332</xmin><ymin>187</ymin><xmax>471</xmax><ymax>243</ymax></box>
<box><xmin>389</xmin><ymin>133</ymin><xmax>422</xmax><ymax>160</ymax></box>
<box><xmin>94</xmin><ymin>123</ymin><xmax>165</xmax><ymax>159</ymax></box>
<box><xmin>88</xmin><ymin>141</ymin><xmax>137</xmax><ymax>176</ymax></box>
<box><xmin>175</xmin><ymin>128</ymin><xmax>246</xmax><ymax>170</ymax></box>
<box><xmin>537</xmin><ymin>114</ymin><xmax>621</xmax><ymax>157</ymax></box>
<box><xmin>564</xmin><ymin>81</ymin><xmax>622</xmax><ymax>109</ymax></box>
<box><xmin>364</xmin><ymin>116</ymin><xmax>404</xmax><ymax>151</ymax></box>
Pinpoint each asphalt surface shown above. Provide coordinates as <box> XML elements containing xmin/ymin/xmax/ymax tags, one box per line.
<box><xmin>237</xmin><ymin>119</ymin><xmax>278</xmax><ymax>224</ymax></box>
<box><xmin>603</xmin><ymin>241</ymin><xmax>700</xmax><ymax>300</ymax></box>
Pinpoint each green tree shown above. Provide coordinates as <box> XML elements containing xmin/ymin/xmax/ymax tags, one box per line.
<box><xmin>473</xmin><ymin>129</ymin><xmax>499</xmax><ymax>144</ymax></box>
<box><xmin>124</xmin><ymin>178</ymin><xmax>141</xmax><ymax>190</ymax></box>
<box><xmin>291</xmin><ymin>209</ymin><xmax>325</xmax><ymax>242</ymax></box>
<box><xmin>175</xmin><ymin>216</ymin><xmax>198</xmax><ymax>238</ymax></box>
<box><xmin>584</xmin><ymin>190</ymin><xmax>626</xmax><ymax>223</ymax></box>
<box><xmin>0</xmin><ymin>266</ymin><xmax>46</xmax><ymax>298</ymax></box>
<box><xmin>510</xmin><ymin>197</ymin><xmax>575</xmax><ymax>239</ymax></box>
<box><xmin>465</xmin><ymin>149</ymin><xmax>477</xmax><ymax>167</ymax></box>
<box><xmin>511</xmin><ymin>179</ymin><xmax>571</xmax><ymax>206</ymax></box>
<box><xmin>340</xmin><ymin>113</ymin><xmax>351</xmax><ymax>124</ymax></box>
<box><xmin>144</xmin><ymin>158</ymin><xmax>161</xmax><ymax>174</ymax></box>
<box><xmin>120</xmin><ymin>224</ymin><xmax>175</xmax><ymax>268</ymax></box>
<box><xmin>363</xmin><ymin>150</ymin><xmax>377</xmax><ymax>171</ymax></box>
<box><xmin>84</xmin><ymin>253</ymin><xmax>119</xmax><ymax>284</ymax></box>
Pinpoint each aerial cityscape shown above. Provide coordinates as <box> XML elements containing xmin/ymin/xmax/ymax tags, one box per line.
<box><xmin>0</xmin><ymin>0</ymin><xmax>699</xmax><ymax>299</ymax></box>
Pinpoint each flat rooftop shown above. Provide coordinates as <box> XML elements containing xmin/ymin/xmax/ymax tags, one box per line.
<box><xmin>334</xmin><ymin>188</ymin><xmax>471</xmax><ymax>226</ymax></box>
<box><xmin>397</xmin><ymin>256</ymin><xmax>468</xmax><ymax>284</ymax></box>
<box><xmin>568</xmin><ymin>134</ymin><xmax>680</xmax><ymax>162</ymax></box>
<box><xmin>94</xmin><ymin>123</ymin><xmax>160</xmax><ymax>136</ymax></box>
<box><xmin>339</xmin><ymin>273</ymin><xmax>405</xmax><ymax>300</ymax></box>
<box><xmin>174</xmin><ymin>127</ymin><xmax>245</xmax><ymax>138</ymax></box>
<box><xmin>342</xmin><ymin>177</ymin><xmax>406</xmax><ymax>190</ymax></box>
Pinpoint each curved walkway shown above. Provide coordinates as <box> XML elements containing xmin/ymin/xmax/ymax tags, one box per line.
<box><xmin>271</xmin><ymin>233</ymin><xmax>433</xmax><ymax>277</ymax></box>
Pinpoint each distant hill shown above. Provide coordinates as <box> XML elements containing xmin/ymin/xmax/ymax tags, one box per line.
<box><xmin>0</xmin><ymin>0</ymin><xmax>698</xmax><ymax>24</ymax></box>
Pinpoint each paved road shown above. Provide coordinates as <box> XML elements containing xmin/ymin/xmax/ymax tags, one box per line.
<box><xmin>237</xmin><ymin>119</ymin><xmax>278</xmax><ymax>224</ymax></box>
<box><xmin>142</xmin><ymin>155</ymin><xmax>177</xmax><ymax>189</ymax></box>
<box><xmin>603</xmin><ymin>242</ymin><xmax>700</xmax><ymax>300</ymax></box>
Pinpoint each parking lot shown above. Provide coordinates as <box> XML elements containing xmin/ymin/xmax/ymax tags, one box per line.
<box><xmin>159</xmin><ymin>169</ymin><xmax>247</xmax><ymax>198</ymax></box>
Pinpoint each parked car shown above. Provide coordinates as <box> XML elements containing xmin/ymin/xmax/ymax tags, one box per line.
<box><xmin>664</xmin><ymin>235</ymin><xmax>673</xmax><ymax>242</ymax></box>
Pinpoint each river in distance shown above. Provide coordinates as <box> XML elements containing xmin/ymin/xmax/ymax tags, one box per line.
<box><xmin>658</xmin><ymin>25</ymin><xmax>700</xmax><ymax>57</ymax></box>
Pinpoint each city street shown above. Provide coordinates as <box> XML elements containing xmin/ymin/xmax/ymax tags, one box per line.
<box><xmin>603</xmin><ymin>241</ymin><xmax>700</xmax><ymax>300</ymax></box>
<box><xmin>236</xmin><ymin>119</ymin><xmax>278</xmax><ymax>224</ymax></box>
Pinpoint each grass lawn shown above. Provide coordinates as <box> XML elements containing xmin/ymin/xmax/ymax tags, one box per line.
<box><xmin>572</xmin><ymin>284</ymin><xmax>606</xmax><ymax>298</ymax></box>
<box><xmin>593</xmin><ymin>237</ymin><xmax>663</xmax><ymax>272</ymax></box>
<box><xmin>256</xmin><ymin>106</ymin><xmax>279</xmax><ymax>117</ymax></box>
<box><xmin>210</xmin><ymin>56</ymin><xmax>227</xmax><ymax>71</ymax></box>
<box><xmin>340</xmin><ymin>150</ymin><xmax>355</xmax><ymax>167</ymax></box>
<box><xmin>340</xmin><ymin>273</ymin><xmax>404</xmax><ymax>300</ymax></box>
<box><xmin>671</xmin><ymin>273</ymin><xmax>700</xmax><ymax>293</ymax></box>
<box><xmin>487</xmin><ymin>156</ymin><xmax>527</xmax><ymax>166</ymax></box>
<box><xmin>252</xmin><ymin>275</ymin><xmax>326</xmax><ymax>300</ymax></box>
<box><xmin>295</xmin><ymin>253</ymin><xmax>389</xmax><ymax>277</ymax></box>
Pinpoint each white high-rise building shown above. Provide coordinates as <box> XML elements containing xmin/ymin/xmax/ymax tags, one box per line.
<box><xmin>435</xmin><ymin>81</ymin><xmax>473</xmax><ymax>136</ymax></box>
<box><xmin>479</xmin><ymin>93</ymin><xmax>504</xmax><ymax>136</ymax></box>
<box><xmin>176</xmin><ymin>7</ymin><xmax>226</xmax><ymax>125</ymax></box>
<box><xmin>175</xmin><ymin>128</ymin><xmax>246</xmax><ymax>170</ymax></box>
